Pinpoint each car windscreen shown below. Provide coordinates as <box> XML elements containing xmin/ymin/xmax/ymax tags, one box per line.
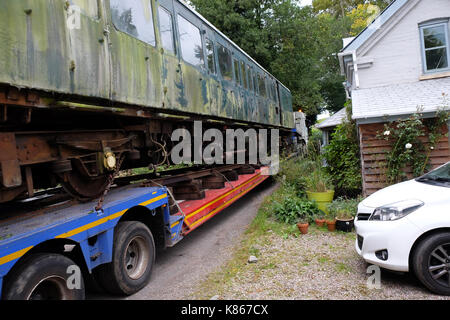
<box><xmin>416</xmin><ymin>162</ymin><xmax>450</xmax><ymax>187</ymax></box>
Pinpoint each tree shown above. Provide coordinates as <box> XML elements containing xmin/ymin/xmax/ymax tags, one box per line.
<box><xmin>312</xmin><ymin>0</ymin><xmax>391</xmax><ymax>17</ymax></box>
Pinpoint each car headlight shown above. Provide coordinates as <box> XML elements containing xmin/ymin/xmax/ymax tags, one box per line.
<box><xmin>369</xmin><ymin>200</ymin><xmax>424</xmax><ymax>221</ymax></box>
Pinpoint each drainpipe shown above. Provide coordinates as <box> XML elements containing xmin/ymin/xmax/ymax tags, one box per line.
<box><xmin>352</xmin><ymin>51</ymin><xmax>360</xmax><ymax>89</ymax></box>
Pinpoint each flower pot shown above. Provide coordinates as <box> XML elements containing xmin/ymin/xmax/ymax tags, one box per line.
<box><xmin>315</xmin><ymin>219</ymin><xmax>326</xmax><ymax>227</ymax></box>
<box><xmin>326</xmin><ymin>220</ymin><xmax>336</xmax><ymax>232</ymax></box>
<box><xmin>297</xmin><ymin>223</ymin><xmax>309</xmax><ymax>235</ymax></box>
<box><xmin>306</xmin><ymin>190</ymin><xmax>335</xmax><ymax>214</ymax></box>
<box><xmin>336</xmin><ymin>218</ymin><xmax>354</xmax><ymax>232</ymax></box>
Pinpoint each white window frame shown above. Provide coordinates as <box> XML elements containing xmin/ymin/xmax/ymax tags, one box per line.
<box><xmin>419</xmin><ymin>20</ymin><xmax>450</xmax><ymax>74</ymax></box>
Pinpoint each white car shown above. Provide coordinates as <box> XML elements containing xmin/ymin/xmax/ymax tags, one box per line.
<box><xmin>355</xmin><ymin>162</ymin><xmax>450</xmax><ymax>295</ymax></box>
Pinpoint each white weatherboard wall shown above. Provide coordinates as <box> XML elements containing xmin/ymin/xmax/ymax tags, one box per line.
<box><xmin>356</xmin><ymin>0</ymin><xmax>450</xmax><ymax>90</ymax></box>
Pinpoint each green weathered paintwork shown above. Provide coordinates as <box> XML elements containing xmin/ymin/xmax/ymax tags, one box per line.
<box><xmin>0</xmin><ymin>0</ymin><xmax>293</xmax><ymax>129</ymax></box>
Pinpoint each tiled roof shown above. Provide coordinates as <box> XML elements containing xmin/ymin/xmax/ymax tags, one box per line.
<box><xmin>352</xmin><ymin>77</ymin><xmax>450</xmax><ymax>120</ymax></box>
<box><xmin>316</xmin><ymin>108</ymin><xmax>348</xmax><ymax>129</ymax></box>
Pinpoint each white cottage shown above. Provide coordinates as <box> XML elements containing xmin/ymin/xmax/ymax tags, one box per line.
<box><xmin>338</xmin><ymin>0</ymin><xmax>450</xmax><ymax>195</ymax></box>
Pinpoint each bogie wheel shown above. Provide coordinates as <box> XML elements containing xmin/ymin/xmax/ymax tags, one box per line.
<box><xmin>95</xmin><ymin>221</ymin><xmax>155</xmax><ymax>296</ymax></box>
<box><xmin>3</xmin><ymin>253</ymin><xmax>85</xmax><ymax>300</ymax></box>
<box><xmin>413</xmin><ymin>232</ymin><xmax>450</xmax><ymax>296</ymax></box>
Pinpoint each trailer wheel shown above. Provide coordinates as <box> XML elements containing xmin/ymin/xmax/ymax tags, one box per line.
<box><xmin>95</xmin><ymin>221</ymin><xmax>155</xmax><ymax>296</ymax></box>
<box><xmin>3</xmin><ymin>253</ymin><xmax>85</xmax><ymax>300</ymax></box>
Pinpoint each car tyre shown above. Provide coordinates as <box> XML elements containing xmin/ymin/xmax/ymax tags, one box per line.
<box><xmin>413</xmin><ymin>232</ymin><xmax>450</xmax><ymax>296</ymax></box>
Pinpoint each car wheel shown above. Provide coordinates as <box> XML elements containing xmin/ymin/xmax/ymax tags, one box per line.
<box><xmin>413</xmin><ymin>232</ymin><xmax>450</xmax><ymax>296</ymax></box>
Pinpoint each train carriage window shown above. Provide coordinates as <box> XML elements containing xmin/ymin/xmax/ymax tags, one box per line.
<box><xmin>248</xmin><ymin>66</ymin><xmax>254</xmax><ymax>92</ymax></box>
<box><xmin>206</xmin><ymin>38</ymin><xmax>216</xmax><ymax>74</ymax></box>
<box><xmin>70</xmin><ymin>0</ymin><xmax>98</xmax><ymax>18</ymax></box>
<box><xmin>217</xmin><ymin>44</ymin><xmax>232</xmax><ymax>81</ymax></box>
<box><xmin>158</xmin><ymin>6</ymin><xmax>175</xmax><ymax>53</ymax></box>
<box><xmin>254</xmin><ymin>72</ymin><xmax>259</xmax><ymax>94</ymax></box>
<box><xmin>233</xmin><ymin>59</ymin><xmax>241</xmax><ymax>85</ymax></box>
<box><xmin>177</xmin><ymin>15</ymin><xmax>204</xmax><ymax>68</ymax></box>
<box><xmin>241</xmin><ymin>61</ymin><xmax>248</xmax><ymax>89</ymax></box>
<box><xmin>258</xmin><ymin>74</ymin><xmax>266</xmax><ymax>98</ymax></box>
<box><xmin>111</xmin><ymin>0</ymin><xmax>156</xmax><ymax>46</ymax></box>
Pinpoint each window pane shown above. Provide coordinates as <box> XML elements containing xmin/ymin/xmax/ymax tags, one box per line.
<box><xmin>424</xmin><ymin>25</ymin><xmax>447</xmax><ymax>49</ymax></box>
<box><xmin>248</xmin><ymin>66</ymin><xmax>253</xmax><ymax>91</ymax></box>
<box><xmin>426</xmin><ymin>48</ymin><xmax>448</xmax><ymax>70</ymax></box>
<box><xmin>234</xmin><ymin>59</ymin><xmax>241</xmax><ymax>85</ymax></box>
<box><xmin>158</xmin><ymin>6</ymin><xmax>175</xmax><ymax>53</ymax></box>
<box><xmin>177</xmin><ymin>15</ymin><xmax>204</xmax><ymax>68</ymax></box>
<box><xmin>111</xmin><ymin>0</ymin><xmax>156</xmax><ymax>46</ymax></box>
<box><xmin>218</xmin><ymin>44</ymin><xmax>232</xmax><ymax>81</ymax></box>
<box><xmin>241</xmin><ymin>62</ymin><xmax>248</xmax><ymax>89</ymax></box>
<box><xmin>205</xmin><ymin>39</ymin><xmax>216</xmax><ymax>74</ymax></box>
<box><xmin>258</xmin><ymin>74</ymin><xmax>266</xmax><ymax>97</ymax></box>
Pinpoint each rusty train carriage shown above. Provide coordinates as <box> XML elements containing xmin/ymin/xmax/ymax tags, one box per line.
<box><xmin>0</xmin><ymin>0</ymin><xmax>294</xmax><ymax>203</ymax></box>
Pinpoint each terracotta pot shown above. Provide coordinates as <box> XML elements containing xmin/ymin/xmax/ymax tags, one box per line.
<box><xmin>297</xmin><ymin>222</ymin><xmax>309</xmax><ymax>235</ymax></box>
<box><xmin>326</xmin><ymin>220</ymin><xmax>336</xmax><ymax>232</ymax></box>
<box><xmin>315</xmin><ymin>219</ymin><xmax>326</xmax><ymax>227</ymax></box>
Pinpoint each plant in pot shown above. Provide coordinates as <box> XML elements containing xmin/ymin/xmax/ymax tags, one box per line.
<box><xmin>325</xmin><ymin>206</ymin><xmax>337</xmax><ymax>232</ymax></box>
<box><xmin>335</xmin><ymin>198</ymin><xmax>359</xmax><ymax>232</ymax></box>
<box><xmin>297</xmin><ymin>217</ymin><xmax>310</xmax><ymax>235</ymax></box>
<box><xmin>314</xmin><ymin>211</ymin><xmax>326</xmax><ymax>227</ymax></box>
<box><xmin>305</xmin><ymin>166</ymin><xmax>335</xmax><ymax>215</ymax></box>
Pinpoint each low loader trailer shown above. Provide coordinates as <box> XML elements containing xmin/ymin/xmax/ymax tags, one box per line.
<box><xmin>0</xmin><ymin>167</ymin><xmax>269</xmax><ymax>299</ymax></box>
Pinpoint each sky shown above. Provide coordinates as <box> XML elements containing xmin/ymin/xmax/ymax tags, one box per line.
<box><xmin>299</xmin><ymin>0</ymin><xmax>313</xmax><ymax>6</ymax></box>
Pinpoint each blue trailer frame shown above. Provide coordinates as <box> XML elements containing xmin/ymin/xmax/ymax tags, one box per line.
<box><xmin>0</xmin><ymin>186</ymin><xmax>184</xmax><ymax>298</ymax></box>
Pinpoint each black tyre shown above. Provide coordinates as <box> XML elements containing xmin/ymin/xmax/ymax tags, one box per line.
<box><xmin>95</xmin><ymin>221</ymin><xmax>155</xmax><ymax>296</ymax></box>
<box><xmin>413</xmin><ymin>232</ymin><xmax>450</xmax><ymax>296</ymax></box>
<box><xmin>3</xmin><ymin>253</ymin><xmax>85</xmax><ymax>300</ymax></box>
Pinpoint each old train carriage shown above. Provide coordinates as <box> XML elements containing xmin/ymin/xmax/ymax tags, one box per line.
<box><xmin>0</xmin><ymin>0</ymin><xmax>294</xmax><ymax>203</ymax></box>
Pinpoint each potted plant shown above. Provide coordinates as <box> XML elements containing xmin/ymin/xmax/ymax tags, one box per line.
<box><xmin>297</xmin><ymin>218</ymin><xmax>309</xmax><ymax>235</ymax></box>
<box><xmin>335</xmin><ymin>198</ymin><xmax>358</xmax><ymax>232</ymax></box>
<box><xmin>305</xmin><ymin>166</ymin><xmax>335</xmax><ymax>214</ymax></box>
<box><xmin>325</xmin><ymin>210</ymin><xmax>337</xmax><ymax>232</ymax></box>
<box><xmin>314</xmin><ymin>212</ymin><xmax>326</xmax><ymax>227</ymax></box>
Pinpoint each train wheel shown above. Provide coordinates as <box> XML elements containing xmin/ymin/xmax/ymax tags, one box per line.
<box><xmin>95</xmin><ymin>221</ymin><xmax>155</xmax><ymax>296</ymax></box>
<box><xmin>3</xmin><ymin>253</ymin><xmax>85</xmax><ymax>300</ymax></box>
<box><xmin>59</xmin><ymin>171</ymin><xmax>110</xmax><ymax>201</ymax></box>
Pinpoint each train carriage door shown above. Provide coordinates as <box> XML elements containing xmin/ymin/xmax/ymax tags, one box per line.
<box><xmin>215</xmin><ymin>40</ymin><xmax>234</xmax><ymax>119</ymax></box>
<box><xmin>272</xmin><ymin>79</ymin><xmax>281</xmax><ymax>126</ymax></box>
<box><xmin>156</xmin><ymin>0</ymin><xmax>183</xmax><ymax>111</ymax></box>
<box><xmin>204</xmin><ymin>32</ymin><xmax>220</xmax><ymax>117</ymax></box>
<box><xmin>108</xmin><ymin>0</ymin><xmax>162</xmax><ymax>108</ymax></box>
<box><xmin>66</xmin><ymin>0</ymin><xmax>110</xmax><ymax>99</ymax></box>
<box><xmin>173</xmin><ymin>2</ymin><xmax>210</xmax><ymax>115</ymax></box>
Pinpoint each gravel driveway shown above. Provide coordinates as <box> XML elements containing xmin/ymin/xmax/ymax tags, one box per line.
<box><xmin>192</xmin><ymin>225</ymin><xmax>450</xmax><ymax>300</ymax></box>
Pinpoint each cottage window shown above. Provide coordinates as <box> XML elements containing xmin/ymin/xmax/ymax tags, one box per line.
<box><xmin>420</xmin><ymin>21</ymin><xmax>450</xmax><ymax>73</ymax></box>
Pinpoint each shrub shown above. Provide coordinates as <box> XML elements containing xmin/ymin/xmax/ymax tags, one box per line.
<box><xmin>322</xmin><ymin>107</ymin><xmax>362</xmax><ymax>197</ymax></box>
<box><xmin>273</xmin><ymin>196</ymin><xmax>320</xmax><ymax>225</ymax></box>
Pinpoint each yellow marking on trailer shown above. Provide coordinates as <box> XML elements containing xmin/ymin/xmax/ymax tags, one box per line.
<box><xmin>188</xmin><ymin>177</ymin><xmax>264</xmax><ymax>229</ymax></box>
<box><xmin>0</xmin><ymin>246</ymin><xmax>33</xmax><ymax>266</ymax></box>
<box><xmin>171</xmin><ymin>221</ymin><xmax>180</xmax><ymax>229</ymax></box>
<box><xmin>185</xmin><ymin>173</ymin><xmax>261</xmax><ymax>219</ymax></box>
<box><xmin>56</xmin><ymin>194</ymin><xmax>167</xmax><ymax>239</ymax></box>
